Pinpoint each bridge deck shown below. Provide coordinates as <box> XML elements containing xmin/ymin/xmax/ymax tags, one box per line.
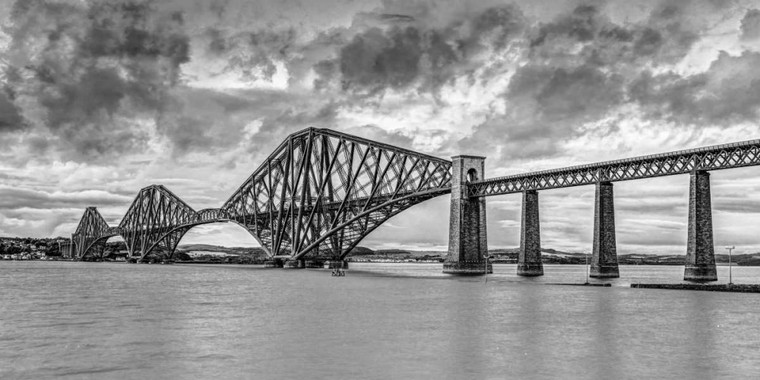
<box><xmin>469</xmin><ymin>139</ymin><xmax>760</xmax><ymax>197</ymax></box>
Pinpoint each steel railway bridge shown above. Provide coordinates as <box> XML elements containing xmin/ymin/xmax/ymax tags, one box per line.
<box><xmin>70</xmin><ymin>127</ymin><xmax>760</xmax><ymax>281</ymax></box>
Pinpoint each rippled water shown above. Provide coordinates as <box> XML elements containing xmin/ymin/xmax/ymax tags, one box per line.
<box><xmin>2</xmin><ymin>261</ymin><xmax>760</xmax><ymax>379</ymax></box>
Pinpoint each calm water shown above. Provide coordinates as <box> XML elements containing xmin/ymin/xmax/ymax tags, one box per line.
<box><xmin>2</xmin><ymin>262</ymin><xmax>760</xmax><ymax>379</ymax></box>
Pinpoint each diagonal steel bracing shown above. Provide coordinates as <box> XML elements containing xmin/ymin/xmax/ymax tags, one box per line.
<box><xmin>72</xmin><ymin>188</ymin><xmax>240</xmax><ymax>261</ymax></box>
<box><xmin>117</xmin><ymin>185</ymin><xmax>241</xmax><ymax>260</ymax></box>
<box><xmin>468</xmin><ymin>139</ymin><xmax>760</xmax><ymax>197</ymax></box>
<box><xmin>71</xmin><ymin>129</ymin><xmax>760</xmax><ymax>264</ymax></box>
<box><xmin>73</xmin><ymin>128</ymin><xmax>452</xmax><ymax>262</ymax></box>
<box><xmin>72</xmin><ymin>207</ymin><xmax>119</xmax><ymax>259</ymax></box>
<box><xmin>222</xmin><ymin>127</ymin><xmax>453</xmax><ymax>260</ymax></box>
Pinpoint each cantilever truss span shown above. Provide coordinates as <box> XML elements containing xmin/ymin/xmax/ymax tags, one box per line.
<box><xmin>72</xmin><ymin>128</ymin><xmax>453</xmax><ymax>261</ymax></box>
<box><xmin>468</xmin><ymin>139</ymin><xmax>760</xmax><ymax>197</ymax></box>
<box><xmin>71</xmin><ymin>207</ymin><xmax>119</xmax><ymax>260</ymax></box>
<box><xmin>222</xmin><ymin>128</ymin><xmax>453</xmax><ymax>260</ymax></box>
<box><xmin>118</xmin><ymin>185</ymin><xmax>234</xmax><ymax>260</ymax></box>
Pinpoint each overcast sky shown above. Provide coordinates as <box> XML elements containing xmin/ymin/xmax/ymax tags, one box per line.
<box><xmin>1</xmin><ymin>0</ymin><xmax>760</xmax><ymax>254</ymax></box>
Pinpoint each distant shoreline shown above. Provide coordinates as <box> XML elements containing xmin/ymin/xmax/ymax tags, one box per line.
<box><xmin>3</xmin><ymin>259</ymin><xmax>759</xmax><ymax>267</ymax></box>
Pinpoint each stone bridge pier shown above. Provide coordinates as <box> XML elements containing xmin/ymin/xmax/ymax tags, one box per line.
<box><xmin>443</xmin><ymin>156</ymin><xmax>492</xmax><ymax>274</ymax></box>
<box><xmin>591</xmin><ymin>181</ymin><xmax>620</xmax><ymax>278</ymax></box>
<box><xmin>685</xmin><ymin>170</ymin><xmax>717</xmax><ymax>281</ymax></box>
<box><xmin>518</xmin><ymin>190</ymin><xmax>543</xmax><ymax>276</ymax></box>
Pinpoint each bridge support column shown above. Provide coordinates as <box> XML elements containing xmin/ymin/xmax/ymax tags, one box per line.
<box><xmin>305</xmin><ymin>260</ymin><xmax>325</xmax><ymax>268</ymax></box>
<box><xmin>443</xmin><ymin>156</ymin><xmax>492</xmax><ymax>275</ymax></box>
<box><xmin>591</xmin><ymin>181</ymin><xmax>620</xmax><ymax>278</ymax></box>
<box><xmin>685</xmin><ymin>170</ymin><xmax>717</xmax><ymax>281</ymax></box>
<box><xmin>518</xmin><ymin>190</ymin><xmax>543</xmax><ymax>276</ymax></box>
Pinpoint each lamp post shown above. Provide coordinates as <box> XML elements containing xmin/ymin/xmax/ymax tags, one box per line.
<box><xmin>725</xmin><ymin>246</ymin><xmax>735</xmax><ymax>286</ymax></box>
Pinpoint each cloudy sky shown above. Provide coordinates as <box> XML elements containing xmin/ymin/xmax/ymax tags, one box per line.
<box><xmin>1</xmin><ymin>0</ymin><xmax>760</xmax><ymax>255</ymax></box>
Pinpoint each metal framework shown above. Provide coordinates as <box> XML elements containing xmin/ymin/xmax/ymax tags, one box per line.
<box><xmin>222</xmin><ymin>128</ymin><xmax>452</xmax><ymax>260</ymax></box>
<box><xmin>469</xmin><ymin>139</ymin><xmax>760</xmax><ymax>197</ymax></box>
<box><xmin>71</xmin><ymin>129</ymin><xmax>760</xmax><ymax>263</ymax></box>
<box><xmin>72</xmin><ymin>207</ymin><xmax>118</xmax><ymax>259</ymax></box>
<box><xmin>117</xmin><ymin>185</ymin><xmax>233</xmax><ymax>260</ymax></box>
<box><xmin>71</xmin><ymin>128</ymin><xmax>452</xmax><ymax>261</ymax></box>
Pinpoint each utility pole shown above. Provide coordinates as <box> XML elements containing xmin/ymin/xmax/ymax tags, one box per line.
<box><xmin>725</xmin><ymin>246</ymin><xmax>735</xmax><ymax>285</ymax></box>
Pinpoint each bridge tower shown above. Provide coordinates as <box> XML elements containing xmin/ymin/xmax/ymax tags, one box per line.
<box><xmin>685</xmin><ymin>170</ymin><xmax>717</xmax><ymax>281</ymax></box>
<box><xmin>443</xmin><ymin>156</ymin><xmax>492</xmax><ymax>274</ymax></box>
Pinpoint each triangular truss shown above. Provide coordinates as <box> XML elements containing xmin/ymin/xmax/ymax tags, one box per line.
<box><xmin>222</xmin><ymin>128</ymin><xmax>453</xmax><ymax>260</ymax></box>
<box><xmin>469</xmin><ymin>140</ymin><xmax>760</xmax><ymax>196</ymax></box>
<box><xmin>118</xmin><ymin>185</ymin><xmax>230</xmax><ymax>260</ymax></box>
<box><xmin>72</xmin><ymin>207</ymin><xmax>119</xmax><ymax>259</ymax></box>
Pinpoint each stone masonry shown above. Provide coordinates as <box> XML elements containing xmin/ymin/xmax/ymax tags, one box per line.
<box><xmin>443</xmin><ymin>156</ymin><xmax>492</xmax><ymax>274</ymax></box>
<box><xmin>685</xmin><ymin>170</ymin><xmax>717</xmax><ymax>281</ymax></box>
<box><xmin>591</xmin><ymin>181</ymin><xmax>620</xmax><ymax>278</ymax></box>
<box><xmin>518</xmin><ymin>190</ymin><xmax>543</xmax><ymax>276</ymax></box>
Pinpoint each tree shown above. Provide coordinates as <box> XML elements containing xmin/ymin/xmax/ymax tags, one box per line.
<box><xmin>46</xmin><ymin>245</ymin><xmax>62</xmax><ymax>257</ymax></box>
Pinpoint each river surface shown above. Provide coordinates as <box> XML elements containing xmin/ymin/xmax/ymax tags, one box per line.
<box><xmin>2</xmin><ymin>261</ymin><xmax>760</xmax><ymax>379</ymax></box>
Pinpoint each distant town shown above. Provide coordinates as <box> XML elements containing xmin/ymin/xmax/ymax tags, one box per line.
<box><xmin>0</xmin><ymin>236</ymin><xmax>70</xmax><ymax>261</ymax></box>
<box><xmin>4</xmin><ymin>236</ymin><xmax>759</xmax><ymax>266</ymax></box>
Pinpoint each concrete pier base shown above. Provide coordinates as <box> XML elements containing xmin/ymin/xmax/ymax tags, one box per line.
<box><xmin>684</xmin><ymin>170</ymin><xmax>717</xmax><ymax>282</ymax></box>
<box><xmin>443</xmin><ymin>156</ymin><xmax>490</xmax><ymax>275</ymax></box>
<box><xmin>263</xmin><ymin>259</ymin><xmax>284</xmax><ymax>268</ymax></box>
<box><xmin>325</xmin><ymin>260</ymin><xmax>349</xmax><ymax>269</ymax></box>
<box><xmin>517</xmin><ymin>263</ymin><xmax>544</xmax><ymax>276</ymax></box>
<box><xmin>517</xmin><ymin>190</ymin><xmax>543</xmax><ymax>276</ymax></box>
<box><xmin>443</xmin><ymin>261</ymin><xmax>493</xmax><ymax>274</ymax></box>
<box><xmin>591</xmin><ymin>181</ymin><xmax>620</xmax><ymax>278</ymax></box>
<box><xmin>283</xmin><ymin>259</ymin><xmax>306</xmax><ymax>269</ymax></box>
<box><xmin>304</xmin><ymin>260</ymin><xmax>325</xmax><ymax>268</ymax></box>
<box><xmin>684</xmin><ymin>265</ymin><xmax>717</xmax><ymax>281</ymax></box>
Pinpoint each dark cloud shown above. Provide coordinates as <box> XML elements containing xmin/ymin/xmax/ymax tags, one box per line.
<box><xmin>340</xmin><ymin>26</ymin><xmax>424</xmax><ymax>92</ymax></box>
<box><xmin>510</xmin><ymin>64</ymin><xmax>625</xmax><ymax>122</ymax></box>
<box><xmin>200</xmin><ymin>27</ymin><xmax>297</xmax><ymax>82</ymax></box>
<box><xmin>147</xmin><ymin>85</ymin><xmax>343</xmax><ymax>162</ymax></box>
<box><xmin>0</xmin><ymin>0</ymin><xmax>752</xmax><ymax>168</ymax></box>
<box><xmin>2</xmin><ymin>0</ymin><xmax>190</xmax><ymax>159</ymax></box>
<box><xmin>459</xmin><ymin>2</ymin><xmax>715</xmax><ymax>163</ymax></box>
<box><xmin>0</xmin><ymin>88</ymin><xmax>24</xmax><ymax>131</ymax></box>
<box><xmin>630</xmin><ymin>51</ymin><xmax>760</xmax><ymax>124</ymax></box>
<box><xmin>529</xmin><ymin>3</ymin><xmax>700</xmax><ymax>67</ymax></box>
<box><xmin>327</xmin><ymin>4</ymin><xmax>526</xmax><ymax>95</ymax></box>
<box><xmin>740</xmin><ymin>9</ymin><xmax>760</xmax><ymax>40</ymax></box>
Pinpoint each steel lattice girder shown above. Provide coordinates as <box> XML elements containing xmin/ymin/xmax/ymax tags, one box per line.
<box><xmin>72</xmin><ymin>188</ymin><xmax>241</xmax><ymax>261</ymax></box>
<box><xmin>222</xmin><ymin>127</ymin><xmax>453</xmax><ymax>260</ymax></box>
<box><xmin>468</xmin><ymin>139</ymin><xmax>760</xmax><ymax>197</ymax></box>
<box><xmin>117</xmin><ymin>185</ymin><xmax>233</xmax><ymax>260</ymax></box>
<box><xmin>72</xmin><ymin>207</ymin><xmax>118</xmax><ymax>259</ymax></box>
